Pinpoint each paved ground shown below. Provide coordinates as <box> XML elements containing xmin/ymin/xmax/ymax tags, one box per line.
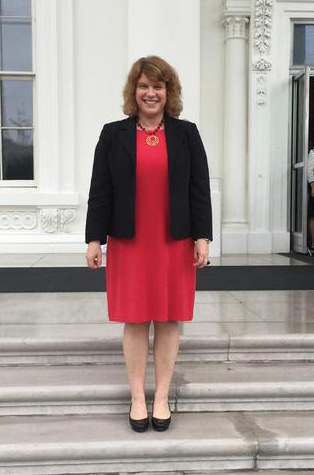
<box><xmin>0</xmin><ymin>252</ymin><xmax>311</xmax><ymax>267</ymax></box>
<box><xmin>1</xmin><ymin>288</ymin><xmax>314</xmax><ymax>339</ymax></box>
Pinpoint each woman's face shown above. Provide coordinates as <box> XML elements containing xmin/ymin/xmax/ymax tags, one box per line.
<box><xmin>135</xmin><ymin>73</ymin><xmax>166</xmax><ymax>121</ymax></box>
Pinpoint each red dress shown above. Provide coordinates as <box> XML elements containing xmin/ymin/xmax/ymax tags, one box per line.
<box><xmin>106</xmin><ymin>130</ymin><xmax>196</xmax><ymax>323</ymax></box>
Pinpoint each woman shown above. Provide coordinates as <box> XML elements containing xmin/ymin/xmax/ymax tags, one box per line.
<box><xmin>85</xmin><ymin>56</ymin><xmax>212</xmax><ymax>432</ymax></box>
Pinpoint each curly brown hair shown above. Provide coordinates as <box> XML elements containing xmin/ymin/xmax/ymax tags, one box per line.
<box><xmin>123</xmin><ymin>56</ymin><xmax>182</xmax><ymax>118</ymax></box>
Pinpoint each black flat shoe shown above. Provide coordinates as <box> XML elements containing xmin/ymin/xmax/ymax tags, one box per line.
<box><xmin>129</xmin><ymin>405</ymin><xmax>149</xmax><ymax>433</ymax></box>
<box><xmin>152</xmin><ymin>404</ymin><xmax>171</xmax><ymax>432</ymax></box>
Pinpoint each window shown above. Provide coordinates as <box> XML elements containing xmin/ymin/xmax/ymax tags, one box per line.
<box><xmin>0</xmin><ymin>0</ymin><xmax>34</xmax><ymax>183</ymax></box>
<box><xmin>293</xmin><ymin>24</ymin><xmax>314</xmax><ymax>67</ymax></box>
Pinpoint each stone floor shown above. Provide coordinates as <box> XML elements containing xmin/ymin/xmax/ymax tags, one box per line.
<box><xmin>1</xmin><ymin>289</ymin><xmax>314</xmax><ymax>339</ymax></box>
<box><xmin>0</xmin><ymin>253</ymin><xmax>314</xmax><ymax>340</ymax></box>
<box><xmin>0</xmin><ymin>251</ymin><xmax>311</xmax><ymax>268</ymax></box>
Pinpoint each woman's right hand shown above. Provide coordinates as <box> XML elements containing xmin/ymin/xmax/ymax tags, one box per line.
<box><xmin>85</xmin><ymin>241</ymin><xmax>102</xmax><ymax>269</ymax></box>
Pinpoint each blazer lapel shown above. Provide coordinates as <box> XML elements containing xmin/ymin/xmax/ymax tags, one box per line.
<box><xmin>164</xmin><ymin>115</ymin><xmax>185</xmax><ymax>178</ymax></box>
<box><xmin>115</xmin><ymin>115</ymin><xmax>184</xmax><ymax>174</ymax></box>
<box><xmin>117</xmin><ymin>116</ymin><xmax>137</xmax><ymax>167</ymax></box>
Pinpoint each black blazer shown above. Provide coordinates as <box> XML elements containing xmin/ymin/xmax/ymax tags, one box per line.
<box><xmin>85</xmin><ymin>115</ymin><xmax>212</xmax><ymax>244</ymax></box>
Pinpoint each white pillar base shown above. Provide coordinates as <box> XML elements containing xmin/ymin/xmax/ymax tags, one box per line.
<box><xmin>272</xmin><ymin>232</ymin><xmax>291</xmax><ymax>254</ymax></box>
<box><xmin>222</xmin><ymin>226</ymin><xmax>248</xmax><ymax>254</ymax></box>
<box><xmin>222</xmin><ymin>229</ymin><xmax>291</xmax><ymax>254</ymax></box>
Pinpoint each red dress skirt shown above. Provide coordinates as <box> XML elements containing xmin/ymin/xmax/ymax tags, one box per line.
<box><xmin>106</xmin><ymin>129</ymin><xmax>196</xmax><ymax>323</ymax></box>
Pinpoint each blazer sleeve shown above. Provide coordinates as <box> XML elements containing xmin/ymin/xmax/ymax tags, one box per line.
<box><xmin>85</xmin><ymin>124</ymin><xmax>113</xmax><ymax>244</ymax></box>
<box><xmin>187</xmin><ymin>123</ymin><xmax>213</xmax><ymax>241</ymax></box>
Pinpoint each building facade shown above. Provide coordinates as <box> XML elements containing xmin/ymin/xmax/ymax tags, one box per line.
<box><xmin>0</xmin><ymin>0</ymin><xmax>313</xmax><ymax>256</ymax></box>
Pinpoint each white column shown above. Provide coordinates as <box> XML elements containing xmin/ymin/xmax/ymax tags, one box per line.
<box><xmin>36</xmin><ymin>0</ymin><xmax>59</xmax><ymax>192</ymax></box>
<box><xmin>222</xmin><ymin>16</ymin><xmax>249</xmax><ymax>253</ymax></box>
<box><xmin>57</xmin><ymin>0</ymin><xmax>76</xmax><ymax>193</ymax></box>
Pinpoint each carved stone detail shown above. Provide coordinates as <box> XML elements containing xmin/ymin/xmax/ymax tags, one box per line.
<box><xmin>252</xmin><ymin>0</ymin><xmax>274</xmax><ymax>106</ymax></box>
<box><xmin>252</xmin><ymin>58</ymin><xmax>272</xmax><ymax>71</ymax></box>
<box><xmin>222</xmin><ymin>16</ymin><xmax>249</xmax><ymax>40</ymax></box>
<box><xmin>254</xmin><ymin>73</ymin><xmax>269</xmax><ymax>106</ymax></box>
<box><xmin>59</xmin><ymin>209</ymin><xmax>75</xmax><ymax>232</ymax></box>
<box><xmin>254</xmin><ymin>0</ymin><xmax>274</xmax><ymax>53</ymax></box>
<box><xmin>0</xmin><ymin>212</ymin><xmax>37</xmax><ymax>230</ymax></box>
<box><xmin>39</xmin><ymin>208</ymin><xmax>75</xmax><ymax>233</ymax></box>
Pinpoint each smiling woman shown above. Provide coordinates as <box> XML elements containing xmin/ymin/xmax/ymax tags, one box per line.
<box><xmin>123</xmin><ymin>56</ymin><xmax>182</xmax><ymax>118</ymax></box>
<box><xmin>135</xmin><ymin>75</ymin><xmax>166</xmax><ymax>123</ymax></box>
<box><xmin>85</xmin><ymin>55</ymin><xmax>212</xmax><ymax>433</ymax></box>
<box><xmin>135</xmin><ymin>75</ymin><xmax>166</xmax><ymax>146</ymax></box>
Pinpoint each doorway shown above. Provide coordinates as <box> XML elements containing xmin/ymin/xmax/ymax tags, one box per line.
<box><xmin>291</xmin><ymin>67</ymin><xmax>314</xmax><ymax>254</ymax></box>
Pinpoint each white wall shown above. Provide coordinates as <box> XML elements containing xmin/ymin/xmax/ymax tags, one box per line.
<box><xmin>127</xmin><ymin>0</ymin><xmax>201</xmax><ymax>124</ymax></box>
<box><xmin>73</xmin><ymin>0</ymin><xmax>128</xmax><ymax>236</ymax></box>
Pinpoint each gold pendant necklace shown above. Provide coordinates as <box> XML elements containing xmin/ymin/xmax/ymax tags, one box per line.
<box><xmin>146</xmin><ymin>135</ymin><xmax>159</xmax><ymax>146</ymax></box>
<box><xmin>137</xmin><ymin>118</ymin><xmax>164</xmax><ymax>146</ymax></box>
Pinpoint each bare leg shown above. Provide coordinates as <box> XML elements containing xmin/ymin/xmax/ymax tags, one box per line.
<box><xmin>153</xmin><ymin>320</ymin><xmax>180</xmax><ymax>418</ymax></box>
<box><xmin>123</xmin><ymin>322</ymin><xmax>150</xmax><ymax>419</ymax></box>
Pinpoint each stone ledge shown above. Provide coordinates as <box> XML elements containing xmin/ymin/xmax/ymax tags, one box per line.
<box><xmin>0</xmin><ymin>413</ymin><xmax>256</xmax><ymax>474</ymax></box>
<box><xmin>2</xmin><ymin>362</ymin><xmax>314</xmax><ymax>416</ymax></box>
<box><xmin>2</xmin><ymin>333</ymin><xmax>314</xmax><ymax>365</ymax></box>
<box><xmin>1</xmin><ymin>412</ymin><xmax>314</xmax><ymax>474</ymax></box>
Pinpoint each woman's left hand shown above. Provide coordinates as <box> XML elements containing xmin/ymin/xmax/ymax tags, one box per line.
<box><xmin>193</xmin><ymin>239</ymin><xmax>210</xmax><ymax>268</ymax></box>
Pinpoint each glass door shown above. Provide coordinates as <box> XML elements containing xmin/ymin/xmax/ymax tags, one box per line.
<box><xmin>291</xmin><ymin>67</ymin><xmax>312</xmax><ymax>253</ymax></box>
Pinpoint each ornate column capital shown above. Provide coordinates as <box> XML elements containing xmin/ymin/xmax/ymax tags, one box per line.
<box><xmin>222</xmin><ymin>16</ymin><xmax>249</xmax><ymax>40</ymax></box>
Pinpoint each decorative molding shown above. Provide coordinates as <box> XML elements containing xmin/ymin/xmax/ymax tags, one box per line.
<box><xmin>254</xmin><ymin>0</ymin><xmax>274</xmax><ymax>53</ymax></box>
<box><xmin>252</xmin><ymin>0</ymin><xmax>274</xmax><ymax>106</ymax></box>
<box><xmin>59</xmin><ymin>209</ymin><xmax>75</xmax><ymax>232</ymax></box>
<box><xmin>256</xmin><ymin>74</ymin><xmax>267</xmax><ymax>105</ymax></box>
<box><xmin>0</xmin><ymin>212</ymin><xmax>37</xmax><ymax>231</ymax></box>
<box><xmin>222</xmin><ymin>16</ymin><xmax>249</xmax><ymax>40</ymax></box>
<box><xmin>39</xmin><ymin>208</ymin><xmax>75</xmax><ymax>233</ymax></box>
<box><xmin>0</xmin><ymin>208</ymin><xmax>75</xmax><ymax>232</ymax></box>
<box><xmin>252</xmin><ymin>58</ymin><xmax>272</xmax><ymax>71</ymax></box>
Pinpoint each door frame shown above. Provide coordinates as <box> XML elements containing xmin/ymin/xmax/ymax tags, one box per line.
<box><xmin>291</xmin><ymin>67</ymin><xmax>312</xmax><ymax>254</ymax></box>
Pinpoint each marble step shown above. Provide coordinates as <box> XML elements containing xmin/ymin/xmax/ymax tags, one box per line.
<box><xmin>1</xmin><ymin>324</ymin><xmax>314</xmax><ymax>365</ymax></box>
<box><xmin>116</xmin><ymin>473</ymin><xmax>314</xmax><ymax>475</ymax></box>
<box><xmin>1</xmin><ymin>412</ymin><xmax>314</xmax><ymax>474</ymax></box>
<box><xmin>139</xmin><ymin>473</ymin><xmax>314</xmax><ymax>475</ymax></box>
<box><xmin>3</xmin><ymin>361</ymin><xmax>314</xmax><ymax>416</ymax></box>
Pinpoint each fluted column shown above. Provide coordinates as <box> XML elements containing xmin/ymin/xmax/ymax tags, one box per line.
<box><xmin>222</xmin><ymin>16</ymin><xmax>249</xmax><ymax>250</ymax></box>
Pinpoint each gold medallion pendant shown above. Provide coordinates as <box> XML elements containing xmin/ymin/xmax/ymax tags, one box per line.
<box><xmin>137</xmin><ymin>118</ymin><xmax>164</xmax><ymax>147</ymax></box>
<box><xmin>146</xmin><ymin>135</ymin><xmax>159</xmax><ymax>146</ymax></box>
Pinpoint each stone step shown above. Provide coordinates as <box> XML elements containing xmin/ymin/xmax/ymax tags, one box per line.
<box><xmin>1</xmin><ymin>324</ymin><xmax>314</xmax><ymax>365</ymax></box>
<box><xmin>1</xmin><ymin>411</ymin><xmax>314</xmax><ymax>474</ymax></box>
<box><xmin>3</xmin><ymin>361</ymin><xmax>314</xmax><ymax>416</ymax></box>
<box><xmin>121</xmin><ymin>473</ymin><xmax>314</xmax><ymax>475</ymax></box>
